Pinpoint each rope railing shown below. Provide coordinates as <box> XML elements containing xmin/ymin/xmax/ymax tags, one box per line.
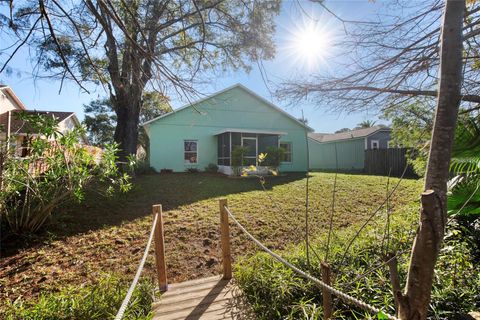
<box><xmin>114</xmin><ymin>212</ymin><xmax>159</xmax><ymax>320</ymax></box>
<box><xmin>223</xmin><ymin>205</ymin><xmax>399</xmax><ymax>320</ymax></box>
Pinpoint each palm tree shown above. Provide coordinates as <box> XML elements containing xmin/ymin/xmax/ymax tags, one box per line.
<box><xmin>357</xmin><ymin>120</ymin><xmax>377</xmax><ymax>128</ymax></box>
<box><xmin>448</xmin><ymin>115</ymin><xmax>480</xmax><ymax>219</ymax></box>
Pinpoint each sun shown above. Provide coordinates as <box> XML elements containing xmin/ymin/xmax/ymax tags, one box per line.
<box><xmin>286</xmin><ymin>20</ymin><xmax>332</xmax><ymax>70</ymax></box>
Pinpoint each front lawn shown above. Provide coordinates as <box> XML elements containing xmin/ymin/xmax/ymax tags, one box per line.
<box><xmin>0</xmin><ymin>172</ymin><xmax>422</xmax><ymax>315</ymax></box>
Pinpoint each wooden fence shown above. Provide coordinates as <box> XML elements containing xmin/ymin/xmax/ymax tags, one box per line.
<box><xmin>364</xmin><ymin>148</ymin><xmax>417</xmax><ymax>178</ymax></box>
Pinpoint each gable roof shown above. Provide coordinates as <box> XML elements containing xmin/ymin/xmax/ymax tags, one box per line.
<box><xmin>308</xmin><ymin>126</ymin><xmax>391</xmax><ymax>143</ymax></box>
<box><xmin>142</xmin><ymin>84</ymin><xmax>314</xmax><ymax>132</ymax></box>
<box><xmin>1</xmin><ymin>110</ymin><xmax>76</xmax><ymax>135</ymax></box>
<box><xmin>0</xmin><ymin>85</ymin><xmax>27</xmax><ymax>110</ymax></box>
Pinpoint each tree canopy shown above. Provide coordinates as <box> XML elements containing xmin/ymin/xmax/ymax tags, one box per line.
<box><xmin>1</xmin><ymin>0</ymin><xmax>281</xmax><ymax>158</ymax></box>
<box><xmin>83</xmin><ymin>91</ymin><xmax>171</xmax><ymax>147</ymax></box>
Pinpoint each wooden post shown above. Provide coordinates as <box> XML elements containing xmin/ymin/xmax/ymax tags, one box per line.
<box><xmin>153</xmin><ymin>204</ymin><xmax>168</xmax><ymax>292</ymax></box>
<box><xmin>321</xmin><ymin>262</ymin><xmax>333</xmax><ymax>319</ymax></box>
<box><xmin>219</xmin><ymin>199</ymin><xmax>232</xmax><ymax>280</ymax></box>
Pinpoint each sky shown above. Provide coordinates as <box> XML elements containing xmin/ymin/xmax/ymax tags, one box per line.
<box><xmin>0</xmin><ymin>1</ymin><xmax>386</xmax><ymax>133</ymax></box>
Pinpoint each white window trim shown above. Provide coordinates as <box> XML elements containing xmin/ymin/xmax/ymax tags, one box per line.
<box><xmin>371</xmin><ymin>140</ymin><xmax>380</xmax><ymax>149</ymax></box>
<box><xmin>241</xmin><ymin>136</ymin><xmax>258</xmax><ymax>166</ymax></box>
<box><xmin>184</xmin><ymin>140</ymin><xmax>198</xmax><ymax>164</ymax></box>
<box><xmin>279</xmin><ymin>141</ymin><xmax>292</xmax><ymax>163</ymax></box>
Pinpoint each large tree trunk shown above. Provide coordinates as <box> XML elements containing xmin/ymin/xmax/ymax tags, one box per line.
<box><xmin>398</xmin><ymin>1</ymin><xmax>465</xmax><ymax>319</ymax></box>
<box><xmin>112</xmin><ymin>93</ymin><xmax>142</xmax><ymax>161</ymax></box>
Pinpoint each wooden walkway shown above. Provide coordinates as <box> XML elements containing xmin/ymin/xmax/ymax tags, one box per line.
<box><xmin>152</xmin><ymin>276</ymin><xmax>250</xmax><ymax>320</ymax></box>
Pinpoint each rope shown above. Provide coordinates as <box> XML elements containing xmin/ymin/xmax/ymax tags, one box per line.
<box><xmin>223</xmin><ymin>205</ymin><xmax>398</xmax><ymax>320</ymax></box>
<box><xmin>114</xmin><ymin>213</ymin><xmax>158</xmax><ymax>320</ymax></box>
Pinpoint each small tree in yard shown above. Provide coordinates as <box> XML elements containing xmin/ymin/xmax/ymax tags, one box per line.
<box><xmin>278</xmin><ymin>0</ymin><xmax>467</xmax><ymax>318</ymax></box>
<box><xmin>0</xmin><ymin>112</ymin><xmax>132</xmax><ymax>234</ymax></box>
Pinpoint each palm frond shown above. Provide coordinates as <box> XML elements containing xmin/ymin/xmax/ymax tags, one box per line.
<box><xmin>450</xmin><ymin>116</ymin><xmax>480</xmax><ymax>175</ymax></box>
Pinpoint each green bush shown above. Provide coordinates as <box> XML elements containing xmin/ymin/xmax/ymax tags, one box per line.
<box><xmin>1</xmin><ymin>275</ymin><xmax>154</xmax><ymax>320</ymax></box>
<box><xmin>262</xmin><ymin>147</ymin><xmax>285</xmax><ymax>170</ymax></box>
<box><xmin>0</xmin><ymin>112</ymin><xmax>132</xmax><ymax>234</ymax></box>
<box><xmin>231</xmin><ymin>146</ymin><xmax>249</xmax><ymax>176</ymax></box>
<box><xmin>235</xmin><ymin>205</ymin><xmax>480</xmax><ymax>319</ymax></box>
<box><xmin>205</xmin><ymin>163</ymin><xmax>219</xmax><ymax>172</ymax></box>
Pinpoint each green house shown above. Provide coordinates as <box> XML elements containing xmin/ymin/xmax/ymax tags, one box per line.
<box><xmin>308</xmin><ymin>126</ymin><xmax>392</xmax><ymax>171</ymax></box>
<box><xmin>143</xmin><ymin>84</ymin><xmax>313</xmax><ymax>174</ymax></box>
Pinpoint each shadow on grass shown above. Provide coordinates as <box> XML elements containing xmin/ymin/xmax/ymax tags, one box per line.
<box><xmin>1</xmin><ymin>172</ymin><xmax>306</xmax><ymax>257</ymax></box>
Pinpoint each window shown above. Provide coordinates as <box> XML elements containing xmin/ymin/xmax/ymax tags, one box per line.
<box><xmin>184</xmin><ymin>140</ymin><xmax>198</xmax><ymax>164</ymax></box>
<box><xmin>280</xmin><ymin>142</ymin><xmax>292</xmax><ymax>163</ymax></box>
<box><xmin>371</xmin><ymin>140</ymin><xmax>379</xmax><ymax>149</ymax></box>
<box><xmin>387</xmin><ymin>141</ymin><xmax>393</xmax><ymax>149</ymax></box>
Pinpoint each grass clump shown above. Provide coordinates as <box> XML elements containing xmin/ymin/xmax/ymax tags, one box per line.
<box><xmin>235</xmin><ymin>204</ymin><xmax>480</xmax><ymax>319</ymax></box>
<box><xmin>1</xmin><ymin>275</ymin><xmax>154</xmax><ymax>320</ymax></box>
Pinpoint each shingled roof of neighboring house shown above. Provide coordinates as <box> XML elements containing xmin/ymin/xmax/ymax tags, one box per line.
<box><xmin>0</xmin><ymin>110</ymin><xmax>75</xmax><ymax>135</ymax></box>
<box><xmin>308</xmin><ymin>125</ymin><xmax>391</xmax><ymax>143</ymax></box>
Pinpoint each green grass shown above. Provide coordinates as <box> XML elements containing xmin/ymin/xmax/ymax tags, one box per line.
<box><xmin>0</xmin><ymin>172</ymin><xmax>422</xmax><ymax>317</ymax></box>
<box><xmin>3</xmin><ymin>275</ymin><xmax>154</xmax><ymax>320</ymax></box>
<box><xmin>234</xmin><ymin>199</ymin><xmax>480</xmax><ymax>319</ymax></box>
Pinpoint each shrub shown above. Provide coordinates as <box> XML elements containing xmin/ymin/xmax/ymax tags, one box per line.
<box><xmin>263</xmin><ymin>147</ymin><xmax>285</xmax><ymax>170</ymax></box>
<box><xmin>231</xmin><ymin>146</ymin><xmax>249</xmax><ymax>176</ymax></box>
<box><xmin>234</xmin><ymin>205</ymin><xmax>480</xmax><ymax>319</ymax></box>
<box><xmin>1</xmin><ymin>275</ymin><xmax>154</xmax><ymax>320</ymax></box>
<box><xmin>205</xmin><ymin>163</ymin><xmax>219</xmax><ymax>173</ymax></box>
<box><xmin>160</xmin><ymin>168</ymin><xmax>173</xmax><ymax>174</ymax></box>
<box><xmin>186</xmin><ymin>167</ymin><xmax>199</xmax><ymax>173</ymax></box>
<box><xmin>133</xmin><ymin>159</ymin><xmax>156</xmax><ymax>175</ymax></box>
<box><xmin>0</xmin><ymin>112</ymin><xmax>131</xmax><ymax>234</ymax></box>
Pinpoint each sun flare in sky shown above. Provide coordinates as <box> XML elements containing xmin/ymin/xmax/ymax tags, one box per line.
<box><xmin>286</xmin><ymin>20</ymin><xmax>333</xmax><ymax>70</ymax></box>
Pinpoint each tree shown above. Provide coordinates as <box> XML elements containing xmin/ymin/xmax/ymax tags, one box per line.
<box><xmin>334</xmin><ymin>128</ymin><xmax>351</xmax><ymax>133</ymax></box>
<box><xmin>1</xmin><ymin>0</ymin><xmax>281</xmax><ymax>160</ymax></box>
<box><xmin>279</xmin><ymin>0</ymin><xmax>466</xmax><ymax>318</ymax></box>
<box><xmin>83</xmin><ymin>99</ymin><xmax>116</xmax><ymax>147</ymax></box>
<box><xmin>397</xmin><ymin>2</ymin><xmax>465</xmax><ymax>318</ymax></box>
<box><xmin>356</xmin><ymin>120</ymin><xmax>376</xmax><ymax>128</ymax></box>
<box><xmin>381</xmin><ymin>100</ymin><xmax>435</xmax><ymax>176</ymax></box>
<box><xmin>277</xmin><ymin>1</ymin><xmax>479</xmax><ymax>115</ymax></box>
<box><xmin>83</xmin><ymin>91</ymin><xmax>171</xmax><ymax>148</ymax></box>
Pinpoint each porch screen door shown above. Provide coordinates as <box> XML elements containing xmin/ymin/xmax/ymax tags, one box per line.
<box><xmin>242</xmin><ymin>137</ymin><xmax>257</xmax><ymax>166</ymax></box>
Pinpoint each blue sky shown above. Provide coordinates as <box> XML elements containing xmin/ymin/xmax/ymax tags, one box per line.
<box><xmin>0</xmin><ymin>1</ymin><xmax>385</xmax><ymax>133</ymax></box>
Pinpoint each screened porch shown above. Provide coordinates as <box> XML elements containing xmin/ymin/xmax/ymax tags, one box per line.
<box><xmin>215</xmin><ymin>129</ymin><xmax>288</xmax><ymax>170</ymax></box>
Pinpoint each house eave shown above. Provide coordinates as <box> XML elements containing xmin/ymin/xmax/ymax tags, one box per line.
<box><xmin>213</xmin><ymin>129</ymin><xmax>288</xmax><ymax>136</ymax></box>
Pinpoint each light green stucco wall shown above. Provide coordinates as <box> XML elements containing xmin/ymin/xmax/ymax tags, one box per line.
<box><xmin>308</xmin><ymin>138</ymin><xmax>365</xmax><ymax>171</ymax></box>
<box><xmin>145</xmin><ymin>86</ymin><xmax>310</xmax><ymax>172</ymax></box>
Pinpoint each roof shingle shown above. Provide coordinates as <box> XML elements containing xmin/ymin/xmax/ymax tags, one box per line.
<box><xmin>308</xmin><ymin>126</ymin><xmax>390</xmax><ymax>143</ymax></box>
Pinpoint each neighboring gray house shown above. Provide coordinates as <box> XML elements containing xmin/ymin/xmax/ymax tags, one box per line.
<box><xmin>308</xmin><ymin>126</ymin><xmax>392</xmax><ymax>171</ymax></box>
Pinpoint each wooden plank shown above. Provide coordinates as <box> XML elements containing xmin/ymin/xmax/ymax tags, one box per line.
<box><xmin>153</xmin><ymin>204</ymin><xmax>168</xmax><ymax>292</ymax></box>
<box><xmin>152</xmin><ymin>275</ymin><xmax>241</xmax><ymax>320</ymax></box>
<box><xmin>154</xmin><ymin>280</ymin><xmax>231</xmax><ymax>304</ymax></box>
<box><xmin>219</xmin><ymin>199</ymin><xmax>232</xmax><ymax>280</ymax></box>
<box><xmin>167</xmin><ymin>276</ymin><xmax>222</xmax><ymax>291</ymax></box>
<box><xmin>321</xmin><ymin>263</ymin><xmax>333</xmax><ymax>319</ymax></box>
<box><xmin>154</xmin><ymin>291</ymin><xmax>232</xmax><ymax>314</ymax></box>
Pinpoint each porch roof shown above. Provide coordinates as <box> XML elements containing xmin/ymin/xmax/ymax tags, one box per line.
<box><xmin>213</xmin><ymin>128</ymin><xmax>287</xmax><ymax>136</ymax></box>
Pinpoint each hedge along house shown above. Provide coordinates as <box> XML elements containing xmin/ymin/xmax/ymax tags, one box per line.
<box><xmin>307</xmin><ymin>126</ymin><xmax>392</xmax><ymax>171</ymax></box>
<box><xmin>142</xmin><ymin>84</ymin><xmax>314</xmax><ymax>174</ymax></box>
